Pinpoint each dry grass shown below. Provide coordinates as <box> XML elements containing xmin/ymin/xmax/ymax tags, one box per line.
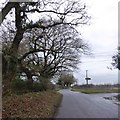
<box><xmin>2</xmin><ymin>91</ymin><xmax>62</xmax><ymax>119</ymax></box>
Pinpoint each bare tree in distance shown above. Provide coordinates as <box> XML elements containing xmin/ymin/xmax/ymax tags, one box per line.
<box><xmin>57</xmin><ymin>72</ymin><xmax>77</xmax><ymax>88</ymax></box>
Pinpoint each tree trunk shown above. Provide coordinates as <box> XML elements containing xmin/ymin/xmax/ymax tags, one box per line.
<box><xmin>2</xmin><ymin>55</ymin><xmax>18</xmax><ymax>95</ymax></box>
<box><xmin>19</xmin><ymin>63</ymin><xmax>33</xmax><ymax>83</ymax></box>
<box><xmin>2</xmin><ymin>3</ymin><xmax>24</xmax><ymax>95</ymax></box>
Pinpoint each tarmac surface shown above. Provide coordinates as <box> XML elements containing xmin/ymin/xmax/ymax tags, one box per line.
<box><xmin>55</xmin><ymin>89</ymin><xmax>119</xmax><ymax>118</ymax></box>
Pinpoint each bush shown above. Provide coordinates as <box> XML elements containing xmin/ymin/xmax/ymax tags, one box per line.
<box><xmin>32</xmin><ymin>82</ymin><xmax>46</xmax><ymax>92</ymax></box>
<box><xmin>12</xmin><ymin>79</ymin><xmax>27</xmax><ymax>91</ymax></box>
<box><xmin>47</xmin><ymin>83</ymin><xmax>55</xmax><ymax>90</ymax></box>
<box><xmin>11</xmin><ymin>79</ymin><xmax>47</xmax><ymax>94</ymax></box>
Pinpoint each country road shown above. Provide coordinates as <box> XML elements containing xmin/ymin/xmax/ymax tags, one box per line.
<box><xmin>55</xmin><ymin>89</ymin><xmax>119</xmax><ymax>118</ymax></box>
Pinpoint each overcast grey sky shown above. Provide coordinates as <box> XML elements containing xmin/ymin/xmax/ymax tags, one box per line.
<box><xmin>74</xmin><ymin>0</ymin><xmax>119</xmax><ymax>85</ymax></box>
<box><xmin>0</xmin><ymin>0</ymin><xmax>119</xmax><ymax>85</ymax></box>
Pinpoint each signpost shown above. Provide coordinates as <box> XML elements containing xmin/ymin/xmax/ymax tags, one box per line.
<box><xmin>85</xmin><ymin>70</ymin><xmax>91</xmax><ymax>85</ymax></box>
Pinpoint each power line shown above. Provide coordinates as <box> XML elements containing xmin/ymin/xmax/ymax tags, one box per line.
<box><xmin>84</xmin><ymin>51</ymin><xmax>116</xmax><ymax>57</ymax></box>
<box><xmin>92</xmin><ymin>51</ymin><xmax>117</xmax><ymax>54</ymax></box>
<box><xmin>81</xmin><ymin>59</ymin><xmax>112</xmax><ymax>63</ymax></box>
<box><xmin>93</xmin><ymin>54</ymin><xmax>113</xmax><ymax>57</ymax></box>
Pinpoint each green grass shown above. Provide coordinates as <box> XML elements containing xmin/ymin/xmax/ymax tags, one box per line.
<box><xmin>3</xmin><ymin>90</ymin><xmax>62</xmax><ymax>118</ymax></box>
<box><xmin>72</xmin><ymin>87</ymin><xmax>120</xmax><ymax>94</ymax></box>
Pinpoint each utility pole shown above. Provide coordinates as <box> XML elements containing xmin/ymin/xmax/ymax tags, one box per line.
<box><xmin>85</xmin><ymin>70</ymin><xmax>91</xmax><ymax>85</ymax></box>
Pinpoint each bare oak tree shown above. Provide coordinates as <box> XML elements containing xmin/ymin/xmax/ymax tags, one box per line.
<box><xmin>1</xmin><ymin>0</ymin><xmax>90</xmax><ymax>94</ymax></box>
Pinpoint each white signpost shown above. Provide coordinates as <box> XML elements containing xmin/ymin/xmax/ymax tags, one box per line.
<box><xmin>85</xmin><ymin>70</ymin><xmax>91</xmax><ymax>85</ymax></box>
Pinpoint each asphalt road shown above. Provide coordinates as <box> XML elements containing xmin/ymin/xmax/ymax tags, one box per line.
<box><xmin>55</xmin><ymin>89</ymin><xmax>119</xmax><ymax>118</ymax></box>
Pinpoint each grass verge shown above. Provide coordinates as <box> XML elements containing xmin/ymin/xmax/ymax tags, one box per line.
<box><xmin>2</xmin><ymin>90</ymin><xmax>62</xmax><ymax>118</ymax></box>
<box><xmin>71</xmin><ymin>88</ymin><xmax>120</xmax><ymax>94</ymax></box>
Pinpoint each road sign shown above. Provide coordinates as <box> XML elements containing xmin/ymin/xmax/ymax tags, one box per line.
<box><xmin>85</xmin><ymin>70</ymin><xmax>91</xmax><ymax>85</ymax></box>
<box><xmin>85</xmin><ymin>77</ymin><xmax>91</xmax><ymax>80</ymax></box>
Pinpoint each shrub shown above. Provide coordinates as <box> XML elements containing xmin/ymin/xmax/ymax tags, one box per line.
<box><xmin>12</xmin><ymin>79</ymin><xmax>27</xmax><ymax>91</ymax></box>
<box><xmin>47</xmin><ymin>83</ymin><xmax>55</xmax><ymax>90</ymax></box>
<box><xmin>11</xmin><ymin>79</ymin><xmax>47</xmax><ymax>94</ymax></box>
<box><xmin>32</xmin><ymin>82</ymin><xmax>46</xmax><ymax>92</ymax></box>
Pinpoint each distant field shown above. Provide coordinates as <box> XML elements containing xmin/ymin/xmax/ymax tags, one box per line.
<box><xmin>71</xmin><ymin>87</ymin><xmax>120</xmax><ymax>94</ymax></box>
